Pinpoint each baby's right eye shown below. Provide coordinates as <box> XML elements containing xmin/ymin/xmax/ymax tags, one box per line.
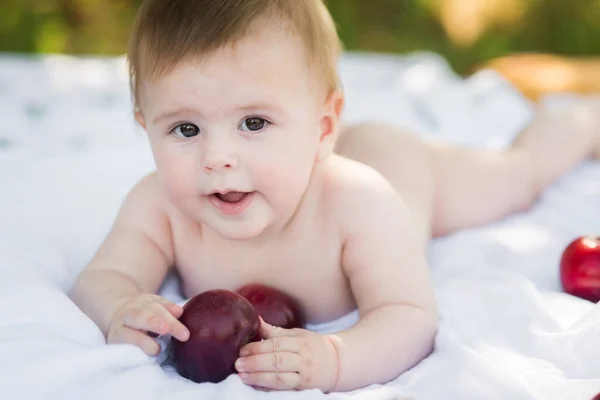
<box><xmin>171</xmin><ymin>123</ymin><xmax>200</xmax><ymax>138</ymax></box>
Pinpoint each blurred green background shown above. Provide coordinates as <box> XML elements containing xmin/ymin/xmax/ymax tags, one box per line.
<box><xmin>1</xmin><ymin>0</ymin><xmax>600</xmax><ymax>75</ymax></box>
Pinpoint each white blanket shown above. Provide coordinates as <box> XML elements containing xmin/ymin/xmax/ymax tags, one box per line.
<box><xmin>0</xmin><ymin>52</ymin><xmax>599</xmax><ymax>400</ymax></box>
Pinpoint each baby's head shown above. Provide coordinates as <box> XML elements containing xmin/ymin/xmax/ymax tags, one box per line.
<box><xmin>128</xmin><ymin>0</ymin><xmax>345</xmax><ymax>240</ymax></box>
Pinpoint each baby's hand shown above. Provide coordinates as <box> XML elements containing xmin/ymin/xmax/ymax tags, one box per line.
<box><xmin>107</xmin><ymin>294</ymin><xmax>190</xmax><ymax>356</ymax></box>
<box><xmin>236</xmin><ymin>319</ymin><xmax>339</xmax><ymax>392</ymax></box>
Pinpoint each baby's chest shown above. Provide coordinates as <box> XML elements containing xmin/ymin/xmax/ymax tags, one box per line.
<box><xmin>174</xmin><ymin>235</ymin><xmax>354</xmax><ymax>323</ymax></box>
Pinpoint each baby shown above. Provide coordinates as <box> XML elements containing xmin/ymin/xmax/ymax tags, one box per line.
<box><xmin>69</xmin><ymin>0</ymin><xmax>600</xmax><ymax>393</ymax></box>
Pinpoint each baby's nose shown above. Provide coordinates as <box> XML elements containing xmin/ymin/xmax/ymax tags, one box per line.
<box><xmin>202</xmin><ymin>139</ymin><xmax>238</xmax><ymax>172</ymax></box>
<box><xmin>204</xmin><ymin>159</ymin><xmax>235</xmax><ymax>171</ymax></box>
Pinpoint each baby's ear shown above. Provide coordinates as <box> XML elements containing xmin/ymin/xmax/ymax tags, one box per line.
<box><xmin>317</xmin><ymin>91</ymin><xmax>345</xmax><ymax>162</ymax></box>
<box><xmin>135</xmin><ymin>107</ymin><xmax>147</xmax><ymax>130</ymax></box>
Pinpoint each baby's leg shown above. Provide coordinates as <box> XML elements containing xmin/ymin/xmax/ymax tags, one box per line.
<box><xmin>335</xmin><ymin>100</ymin><xmax>600</xmax><ymax>238</ymax></box>
<box><xmin>335</xmin><ymin>123</ymin><xmax>525</xmax><ymax>240</ymax></box>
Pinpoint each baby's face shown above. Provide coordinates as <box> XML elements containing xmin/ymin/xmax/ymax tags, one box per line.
<box><xmin>137</xmin><ymin>27</ymin><xmax>335</xmax><ymax>240</ymax></box>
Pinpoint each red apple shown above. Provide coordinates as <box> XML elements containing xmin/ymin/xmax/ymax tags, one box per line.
<box><xmin>560</xmin><ymin>236</ymin><xmax>600</xmax><ymax>303</ymax></box>
<box><xmin>591</xmin><ymin>394</ymin><xmax>600</xmax><ymax>400</ymax></box>
<box><xmin>236</xmin><ymin>283</ymin><xmax>305</xmax><ymax>329</ymax></box>
<box><xmin>169</xmin><ymin>289</ymin><xmax>261</xmax><ymax>383</ymax></box>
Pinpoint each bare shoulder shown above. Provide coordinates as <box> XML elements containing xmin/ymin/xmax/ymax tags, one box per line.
<box><xmin>323</xmin><ymin>154</ymin><xmax>409</xmax><ymax>232</ymax></box>
<box><xmin>118</xmin><ymin>172</ymin><xmax>169</xmax><ymax>223</ymax></box>
<box><xmin>108</xmin><ymin>171</ymin><xmax>174</xmax><ymax>263</ymax></box>
<box><xmin>117</xmin><ymin>172</ymin><xmax>169</xmax><ymax>230</ymax></box>
<box><xmin>125</xmin><ymin>171</ymin><xmax>163</xmax><ymax>205</ymax></box>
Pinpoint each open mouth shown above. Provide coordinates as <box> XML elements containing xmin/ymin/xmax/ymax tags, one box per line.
<box><xmin>213</xmin><ymin>191</ymin><xmax>249</xmax><ymax>204</ymax></box>
<box><xmin>208</xmin><ymin>191</ymin><xmax>255</xmax><ymax>215</ymax></box>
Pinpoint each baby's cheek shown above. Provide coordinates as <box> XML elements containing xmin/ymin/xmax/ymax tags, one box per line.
<box><xmin>158</xmin><ymin>166</ymin><xmax>198</xmax><ymax>207</ymax></box>
<box><xmin>267</xmin><ymin>154</ymin><xmax>313</xmax><ymax>201</ymax></box>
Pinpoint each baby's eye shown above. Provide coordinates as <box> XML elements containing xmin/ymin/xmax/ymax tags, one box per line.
<box><xmin>171</xmin><ymin>123</ymin><xmax>200</xmax><ymax>138</ymax></box>
<box><xmin>240</xmin><ymin>117</ymin><xmax>269</xmax><ymax>132</ymax></box>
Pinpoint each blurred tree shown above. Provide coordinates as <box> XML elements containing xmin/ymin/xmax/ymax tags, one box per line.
<box><xmin>0</xmin><ymin>0</ymin><xmax>599</xmax><ymax>75</ymax></box>
<box><xmin>0</xmin><ymin>0</ymin><xmax>141</xmax><ymax>55</ymax></box>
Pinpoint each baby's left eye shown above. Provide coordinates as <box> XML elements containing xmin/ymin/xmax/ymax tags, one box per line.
<box><xmin>240</xmin><ymin>117</ymin><xmax>269</xmax><ymax>132</ymax></box>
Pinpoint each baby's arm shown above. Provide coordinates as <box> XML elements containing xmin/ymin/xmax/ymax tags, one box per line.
<box><xmin>330</xmin><ymin>173</ymin><xmax>438</xmax><ymax>391</ymax></box>
<box><xmin>237</xmin><ymin>170</ymin><xmax>438</xmax><ymax>392</ymax></box>
<box><xmin>69</xmin><ymin>173</ymin><xmax>189</xmax><ymax>355</ymax></box>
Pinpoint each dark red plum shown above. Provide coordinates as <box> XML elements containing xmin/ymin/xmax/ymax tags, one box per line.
<box><xmin>236</xmin><ymin>283</ymin><xmax>305</xmax><ymax>329</ymax></box>
<box><xmin>170</xmin><ymin>289</ymin><xmax>261</xmax><ymax>383</ymax></box>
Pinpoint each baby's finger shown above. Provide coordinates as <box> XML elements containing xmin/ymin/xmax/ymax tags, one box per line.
<box><xmin>122</xmin><ymin>306</ymin><xmax>188</xmax><ymax>340</ymax></box>
<box><xmin>123</xmin><ymin>309</ymin><xmax>169</xmax><ymax>335</ymax></box>
<box><xmin>236</xmin><ymin>352</ymin><xmax>301</xmax><ymax>373</ymax></box>
<box><xmin>240</xmin><ymin>336</ymin><xmax>299</xmax><ymax>356</ymax></box>
<box><xmin>251</xmin><ymin>386</ymin><xmax>273</xmax><ymax>392</ymax></box>
<box><xmin>258</xmin><ymin>318</ymin><xmax>290</xmax><ymax>339</ymax></box>
<box><xmin>149</xmin><ymin>303</ymin><xmax>190</xmax><ymax>341</ymax></box>
<box><xmin>152</xmin><ymin>296</ymin><xmax>184</xmax><ymax>318</ymax></box>
<box><xmin>168</xmin><ymin>320</ymin><xmax>190</xmax><ymax>342</ymax></box>
<box><xmin>115</xmin><ymin>326</ymin><xmax>161</xmax><ymax>356</ymax></box>
<box><xmin>238</xmin><ymin>371</ymin><xmax>300</xmax><ymax>391</ymax></box>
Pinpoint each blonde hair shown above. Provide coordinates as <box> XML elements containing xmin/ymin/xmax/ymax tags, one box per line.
<box><xmin>128</xmin><ymin>0</ymin><xmax>342</xmax><ymax>107</ymax></box>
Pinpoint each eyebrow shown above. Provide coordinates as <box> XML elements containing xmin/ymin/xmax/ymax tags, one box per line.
<box><xmin>151</xmin><ymin>108</ymin><xmax>199</xmax><ymax>125</ymax></box>
<box><xmin>151</xmin><ymin>102</ymin><xmax>285</xmax><ymax>125</ymax></box>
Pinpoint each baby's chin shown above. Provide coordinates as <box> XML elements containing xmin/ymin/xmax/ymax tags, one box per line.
<box><xmin>200</xmin><ymin>215</ymin><xmax>270</xmax><ymax>241</ymax></box>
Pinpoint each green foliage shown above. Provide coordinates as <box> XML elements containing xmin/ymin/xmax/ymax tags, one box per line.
<box><xmin>1</xmin><ymin>0</ymin><xmax>599</xmax><ymax>74</ymax></box>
